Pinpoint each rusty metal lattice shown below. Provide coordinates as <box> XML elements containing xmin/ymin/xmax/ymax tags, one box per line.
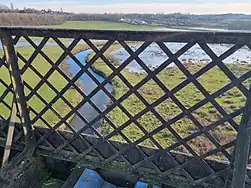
<box><xmin>0</xmin><ymin>28</ymin><xmax>251</xmax><ymax>187</ymax></box>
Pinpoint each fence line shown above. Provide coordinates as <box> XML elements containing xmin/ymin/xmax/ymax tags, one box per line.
<box><xmin>0</xmin><ymin>28</ymin><xmax>250</xmax><ymax>187</ymax></box>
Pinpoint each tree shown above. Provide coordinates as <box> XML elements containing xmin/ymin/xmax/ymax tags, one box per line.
<box><xmin>0</xmin><ymin>4</ymin><xmax>9</xmax><ymax>10</ymax></box>
<box><xmin>0</xmin><ymin>13</ymin><xmax>66</xmax><ymax>26</ymax></box>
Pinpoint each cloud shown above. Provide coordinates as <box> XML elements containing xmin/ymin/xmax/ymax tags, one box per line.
<box><xmin>15</xmin><ymin>3</ymin><xmax>251</xmax><ymax>14</ymax></box>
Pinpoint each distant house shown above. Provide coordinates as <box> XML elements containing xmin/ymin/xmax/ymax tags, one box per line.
<box><xmin>119</xmin><ymin>18</ymin><xmax>126</xmax><ymax>22</ymax></box>
<box><xmin>119</xmin><ymin>18</ymin><xmax>148</xmax><ymax>25</ymax></box>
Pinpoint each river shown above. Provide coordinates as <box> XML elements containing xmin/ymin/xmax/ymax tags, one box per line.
<box><xmin>0</xmin><ymin>40</ymin><xmax>112</xmax><ymax>133</ymax></box>
<box><xmin>112</xmin><ymin>43</ymin><xmax>251</xmax><ymax>72</ymax></box>
<box><xmin>67</xmin><ymin>43</ymin><xmax>251</xmax><ymax>133</ymax></box>
<box><xmin>66</xmin><ymin>50</ymin><xmax>113</xmax><ymax>133</ymax></box>
<box><xmin>0</xmin><ymin>41</ymin><xmax>69</xmax><ymax>50</ymax></box>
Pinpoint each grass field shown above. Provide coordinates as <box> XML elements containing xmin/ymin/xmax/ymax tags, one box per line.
<box><xmin>19</xmin><ymin>21</ymin><xmax>156</xmax><ymax>42</ymax></box>
<box><xmin>88</xmin><ymin>44</ymin><xmax>251</xmax><ymax>159</ymax></box>
<box><xmin>51</xmin><ymin>21</ymin><xmax>156</xmax><ymax>30</ymax></box>
<box><xmin>0</xmin><ymin>43</ymin><xmax>91</xmax><ymax>129</ymax></box>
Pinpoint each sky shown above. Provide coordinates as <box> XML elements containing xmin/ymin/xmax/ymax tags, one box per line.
<box><xmin>3</xmin><ymin>0</ymin><xmax>251</xmax><ymax>14</ymax></box>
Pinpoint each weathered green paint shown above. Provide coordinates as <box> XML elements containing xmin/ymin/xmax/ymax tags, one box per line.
<box><xmin>1</xmin><ymin>32</ymin><xmax>35</xmax><ymax>166</ymax></box>
<box><xmin>0</xmin><ymin>28</ymin><xmax>250</xmax><ymax>187</ymax></box>
<box><xmin>232</xmin><ymin>83</ymin><xmax>251</xmax><ymax>188</ymax></box>
<box><xmin>0</xmin><ymin>156</ymin><xmax>49</xmax><ymax>188</ymax></box>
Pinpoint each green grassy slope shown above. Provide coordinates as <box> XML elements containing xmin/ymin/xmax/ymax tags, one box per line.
<box><xmin>88</xmin><ymin>44</ymin><xmax>251</xmax><ymax>160</ymax></box>
<box><xmin>0</xmin><ymin>43</ymin><xmax>90</xmax><ymax>129</ymax></box>
<box><xmin>50</xmin><ymin>21</ymin><xmax>156</xmax><ymax>30</ymax></box>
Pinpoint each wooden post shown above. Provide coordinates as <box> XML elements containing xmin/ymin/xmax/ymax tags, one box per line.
<box><xmin>1</xmin><ymin>32</ymin><xmax>35</xmax><ymax>160</ymax></box>
<box><xmin>232</xmin><ymin>83</ymin><xmax>251</xmax><ymax>188</ymax></box>
<box><xmin>2</xmin><ymin>99</ymin><xmax>17</xmax><ymax>167</ymax></box>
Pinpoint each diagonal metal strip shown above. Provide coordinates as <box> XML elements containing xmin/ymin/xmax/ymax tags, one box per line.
<box><xmin>195</xmin><ymin>166</ymin><xmax>231</xmax><ymax>185</ymax></box>
<box><xmin>58</xmin><ymin>43</ymin><xmax>175</xmax><ymax>154</ymax></box>
<box><xmin>104</xmin><ymin>41</ymin><xmax>205</xmax><ymax>172</ymax></box>
<box><xmin>11</xmin><ymin>36</ymin><xmax>20</xmax><ymax>45</ymax></box>
<box><xmin>46</xmin><ymin>39</ymin><xmax>166</xmax><ymax>170</ymax></box>
<box><xmin>152</xmin><ymin>141</ymin><xmax>235</xmax><ymax>185</ymax></box>
<box><xmin>21</xmin><ymin>38</ymin><xmax>101</xmax><ymax>138</ymax></box>
<box><xmin>160</xmin><ymin>43</ymin><xmax>241</xmax><ymax>130</ymax></box>
<box><xmin>35</xmin><ymin>41</ymin><xmax>150</xmax><ymax>146</ymax></box>
<box><xmin>64</xmin><ymin>42</ymin><xmax>246</xmax><ymax>164</ymax></box>
<box><xmin>90</xmin><ymin>79</ymin><xmax>245</xmax><ymax>181</ymax></box>
<box><xmin>163</xmin><ymin>108</ymin><xmax>243</xmax><ymax>153</ymax></box>
<box><xmin>51</xmin><ymin>38</ymin><xmax>122</xmax><ymax>138</ymax></box>
<box><xmin>44</xmin><ymin>67</ymin><xmax>245</xmax><ymax>156</ymax></box>
<box><xmin>58</xmin><ymin>41</ymin><xmax>191</xmax><ymax>145</ymax></box>
<box><xmin>19</xmin><ymin>59</ymin><xmax>105</xmax><ymax>158</ymax></box>
<box><xmin>89</xmin><ymin>42</ymin><xmax>242</xmax><ymax>162</ymax></box>
<box><xmin>22</xmin><ymin>80</ymin><xmax>80</xmax><ymax>155</ymax></box>
<box><xmin>16</xmin><ymin>44</ymin><xmax>100</xmax><ymax>155</ymax></box>
<box><xmin>52</xmin><ymin>40</ymin><xmax>157</xmax><ymax>166</ymax></box>
<box><xmin>17</xmin><ymin>51</ymin><xmax>85</xmax><ymax>133</ymax></box>
<box><xmin>20</xmin><ymin>36</ymin><xmax>49</xmax><ymax>74</ymax></box>
<box><xmin>82</xmin><ymin>41</ymin><xmax>169</xmax><ymax>173</ymax></box>
<box><xmin>0</xmin><ymin>87</ymin><xmax>12</xmax><ymax>112</ymax></box>
<box><xmin>31</xmin><ymin>39</ymin><xmax>129</xmax><ymax>160</ymax></box>
<box><xmin>129</xmin><ymin>102</ymin><xmax>244</xmax><ymax>183</ymax></box>
<box><xmin>44</xmin><ymin>39</ymin><xmax>127</xmax><ymax>142</ymax></box>
<box><xmin>30</xmin><ymin>106</ymin><xmax>99</xmax><ymax>156</ymax></box>
<box><xmin>199</xmin><ymin>43</ymin><xmax>249</xmax><ymax>97</ymax></box>
<box><xmin>23</xmin><ymin>38</ymin><xmax>80</xmax><ymax>100</ymax></box>
<box><xmin>130</xmin><ymin>91</ymin><xmax>246</xmax><ymax>183</ymax></box>
<box><xmin>24</xmin><ymin>39</ymin><xmax>114</xmax><ymax>146</ymax></box>
<box><xmin>0</xmin><ymin>84</ymin><xmax>13</xmax><ymax>106</ymax></box>
<box><xmin>33</xmin><ymin>40</ymin><xmax>115</xmax><ymax>136</ymax></box>
<box><xmin>0</xmin><ymin>81</ymin><xmax>13</xmax><ymax>134</ymax></box>
<box><xmin>0</xmin><ymin>56</ymin><xmax>6</xmax><ymax>69</ymax></box>
<box><xmin>157</xmin><ymin>42</ymin><xmax>234</xmax><ymax>160</ymax></box>
<box><xmin>1</xmin><ymin>29</ymin><xmax>250</xmax><ymax>186</ymax></box>
<box><xmin>119</xmin><ymin>41</ymin><xmax>225</xmax><ymax>177</ymax></box>
<box><xmin>80</xmin><ymin>40</ymin><xmax>168</xmax><ymax>152</ymax></box>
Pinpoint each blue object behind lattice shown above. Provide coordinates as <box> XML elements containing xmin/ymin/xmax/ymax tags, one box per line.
<box><xmin>74</xmin><ymin>169</ymin><xmax>160</xmax><ymax>188</ymax></box>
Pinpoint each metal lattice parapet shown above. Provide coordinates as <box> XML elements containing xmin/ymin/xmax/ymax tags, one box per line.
<box><xmin>0</xmin><ymin>28</ymin><xmax>251</xmax><ymax>187</ymax></box>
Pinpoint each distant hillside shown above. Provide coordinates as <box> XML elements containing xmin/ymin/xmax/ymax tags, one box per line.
<box><xmin>69</xmin><ymin>13</ymin><xmax>251</xmax><ymax>30</ymax></box>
